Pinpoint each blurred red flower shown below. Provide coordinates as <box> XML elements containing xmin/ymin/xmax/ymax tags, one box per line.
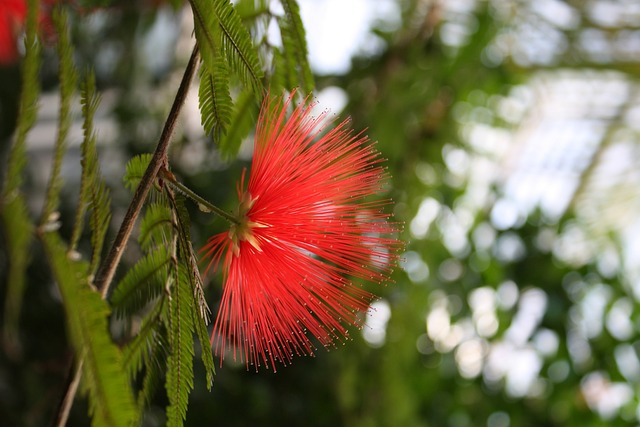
<box><xmin>201</xmin><ymin>90</ymin><xmax>402</xmax><ymax>371</ymax></box>
<box><xmin>0</xmin><ymin>0</ymin><xmax>27</xmax><ymax>64</ymax></box>
<box><xmin>0</xmin><ymin>0</ymin><xmax>63</xmax><ymax>65</ymax></box>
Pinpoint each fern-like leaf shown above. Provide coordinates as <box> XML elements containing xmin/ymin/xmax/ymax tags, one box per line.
<box><xmin>124</xmin><ymin>154</ymin><xmax>153</xmax><ymax>192</ymax></box>
<box><xmin>280</xmin><ymin>0</ymin><xmax>314</xmax><ymax>94</ymax></box>
<box><xmin>165</xmin><ymin>263</ymin><xmax>195</xmax><ymax>427</ymax></box>
<box><xmin>190</xmin><ymin>0</ymin><xmax>263</xmax><ymax>93</ymax></box>
<box><xmin>123</xmin><ymin>299</ymin><xmax>166</xmax><ymax>377</ymax></box>
<box><xmin>139</xmin><ymin>202</ymin><xmax>175</xmax><ymax>250</ymax></box>
<box><xmin>40</xmin><ymin>8</ymin><xmax>77</xmax><ymax>227</ymax></box>
<box><xmin>69</xmin><ymin>71</ymin><xmax>102</xmax><ymax>254</ymax></box>
<box><xmin>41</xmin><ymin>232</ymin><xmax>137</xmax><ymax>426</ymax></box>
<box><xmin>198</xmin><ymin>57</ymin><xmax>232</xmax><ymax>139</ymax></box>
<box><xmin>172</xmin><ymin>197</ymin><xmax>209</xmax><ymax>323</ymax></box>
<box><xmin>169</xmin><ymin>192</ymin><xmax>215</xmax><ymax>388</ymax></box>
<box><xmin>75</xmin><ymin>73</ymin><xmax>113</xmax><ymax>275</ymax></box>
<box><xmin>110</xmin><ymin>245</ymin><xmax>171</xmax><ymax>318</ymax></box>
<box><xmin>122</xmin><ymin>299</ymin><xmax>169</xmax><ymax>420</ymax></box>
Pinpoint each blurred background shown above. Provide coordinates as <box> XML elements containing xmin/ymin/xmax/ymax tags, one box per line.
<box><xmin>2</xmin><ymin>0</ymin><xmax>640</xmax><ymax>425</ymax></box>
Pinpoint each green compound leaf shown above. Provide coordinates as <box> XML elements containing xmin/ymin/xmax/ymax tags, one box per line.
<box><xmin>190</xmin><ymin>0</ymin><xmax>263</xmax><ymax>93</ymax></box>
<box><xmin>165</xmin><ymin>262</ymin><xmax>196</xmax><ymax>427</ymax></box>
<box><xmin>170</xmin><ymin>192</ymin><xmax>215</xmax><ymax>388</ymax></box>
<box><xmin>198</xmin><ymin>56</ymin><xmax>232</xmax><ymax>139</ymax></box>
<box><xmin>122</xmin><ymin>299</ymin><xmax>169</xmax><ymax>419</ymax></box>
<box><xmin>190</xmin><ymin>0</ymin><xmax>263</xmax><ymax>140</ymax></box>
<box><xmin>110</xmin><ymin>245</ymin><xmax>172</xmax><ymax>318</ymax></box>
<box><xmin>139</xmin><ymin>202</ymin><xmax>175</xmax><ymax>251</ymax></box>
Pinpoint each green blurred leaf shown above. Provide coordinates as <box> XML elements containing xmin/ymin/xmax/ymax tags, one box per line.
<box><xmin>1</xmin><ymin>0</ymin><xmax>40</xmax><ymax>353</ymax></box>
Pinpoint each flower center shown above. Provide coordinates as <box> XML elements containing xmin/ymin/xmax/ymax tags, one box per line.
<box><xmin>228</xmin><ymin>192</ymin><xmax>263</xmax><ymax>256</ymax></box>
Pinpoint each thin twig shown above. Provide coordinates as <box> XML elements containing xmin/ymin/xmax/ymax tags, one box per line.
<box><xmin>95</xmin><ymin>44</ymin><xmax>200</xmax><ymax>299</ymax></box>
<box><xmin>52</xmin><ymin>359</ymin><xmax>83</xmax><ymax>427</ymax></box>
<box><xmin>51</xmin><ymin>44</ymin><xmax>200</xmax><ymax>426</ymax></box>
<box><xmin>159</xmin><ymin>168</ymin><xmax>240</xmax><ymax>225</ymax></box>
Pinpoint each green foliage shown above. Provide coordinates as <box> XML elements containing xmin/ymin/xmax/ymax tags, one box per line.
<box><xmin>135</xmin><ymin>330</ymin><xmax>169</xmax><ymax>415</ymax></box>
<box><xmin>198</xmin><ymin>59</ymin><xmax>232</xmax><ymax>139</ymax></box>
<box><xmin>111</xmin><ymin>245</ymin><xmax>171</xmax><ymax>318</ymax></box>
<box><xmin>40</xmin><ymin>8</ymin><xmax>77</xmax><ymax>226</ymax></box>
<box><xmin>217</xmin><ymin>88</ymin><xmax>259</xmax><ymax>159</ymax></box>
<box><xmin>3</xmin><ymin>0</ymin><xmax>40</xmax><ymax>194</ymax></box>
<box><xmin>75</xmin><ymin>73</ymin><xmax>113</xmax><ymax>275</ymax></box>
<box><xmin>191</xmin><ymin>0</ymin><xmax>263</xmax><ymax>93</ymax></box>
<box><xmin>189</xmin><ymin>0</ymin><xmax>318</xmax><ymax>158</ymax></box>
<box><xmin>165</xmin><ymin>262</ymin><xmax>197</xmax><ymax>427</ymax></box>
<box><xmin>116</xmin><ymin>159</ymin><xmax>215</xmax><ymax>424</ymax></box>
<box><xmin>0</xmin><ymin>195</ymin><xmax>34</xmax><ymax>349</ymax></box>
<box><xmin>18</xmin><ymin>1</ymin><xmax>640</xmax><ymax>426</ymax></box>
<box><xmin>1</xmin><ymin>0</ymin><xmax>40</xmax><ymax>350</ymax></box>
<box><xmin>122</xmin><ymin>298</ymin><xmax>169</xmax><ymax>418</ymax></box>
<box><xmin>87</xmin><ymin>168</ymin><xmax>112</xmax><ymax>276</ymax></box>
<box><xmin>279</xmin><ymin>0</ymin><xmax>314</xmax><ymax>95</ymax></box>
<box><xmin>28</xmin><ymin>24</ymin><xmax>124</xmax><ymax>425</ymax></box>
<box><xmin>70</xmin><ymin>72</ymin><xmax>100</xmax><ymax>251</ymax></box>
<box><xmin>191</xmin><ymin>0</ymin><xmax>263</xmax><ymax>145</ymax></box>
<box><xmin>0</xmin><ymin>0</ymin><xmax>328</xmax><ymax>425</ymax></box>
<box><xmin>139</xmin><ymin>202</ymin><xmax>175</xmax><ymax>250</ymax></box>
<box><xmin>112</xmin><ymin>161</ymin><xmax>217</xmax><ymax>420</ymax></box>
<box><xmin>124</xmin><ymin>153</ymin><xmax>153</xmax><ymax>192</ymax></box>
<box><xmin>170</xmin><ymin>192</ymin><xmax>215</xmax><ymax>388</ymax></box>
<box><xmin>122</xmin><ymin>298</ymin><xmax>166</xmax><ymax>378</ymax></box>
<box><xmin>272</xmin><ymin>39</ymin><xmax>296</xmax><ymax>97</ymax></box>
<box><xmin>41</xmin><ymin>232</ymin><xmax>137</xmax><ymax>426</ymax></box>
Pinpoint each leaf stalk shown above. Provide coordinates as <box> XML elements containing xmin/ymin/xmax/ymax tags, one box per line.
<box><xmin>159</xmin><ymin>168</ymin><xmax>240</xmax><ymax>225</ymax></box>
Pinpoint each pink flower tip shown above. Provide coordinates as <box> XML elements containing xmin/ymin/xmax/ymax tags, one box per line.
<box><xmin>200</xmin><ymin>89</ymin><xmax>403</xmax><ymax>371</ymax></box>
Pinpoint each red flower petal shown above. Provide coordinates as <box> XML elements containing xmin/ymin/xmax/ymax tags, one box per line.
<box><xmin>201</xmin><ymin>90</ymin><xmax>402</xmax><ymax>371</ymax></box>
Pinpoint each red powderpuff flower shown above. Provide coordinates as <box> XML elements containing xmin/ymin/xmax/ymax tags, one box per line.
<box><xmin>201</xmin><ymin>90</ymin><xmax>402</xmax><ymax>371</ymax></box>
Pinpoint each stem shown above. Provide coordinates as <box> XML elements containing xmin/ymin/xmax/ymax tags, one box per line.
<box><xmin>52</xmin><ymin>360</ymin><xmax>83</xmax><ymax>427</ymax></box>
<box><xmin>94</xmin><ymin>44</ymin><xmax>200</xmax><ymax>299</ymax></box>
<box><xmin>159</xmin><ymin>168</ymin><xmax>240</xmax><ymax>225</ymax></box>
